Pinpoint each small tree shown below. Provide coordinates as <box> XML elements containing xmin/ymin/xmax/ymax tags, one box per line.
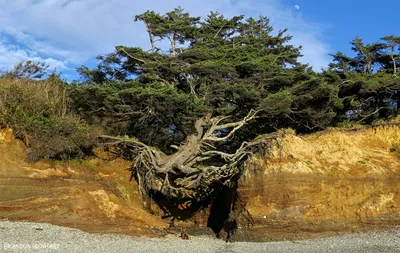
<box><xmin>351</xmin><ymin>37</ymin><xmax>386</xmax><ymax>74</ymax></box>
<box><xmin>329</xmin><ymin>52</ymin><xmax>356</xmax><ymax>73</ymax></box>
<box><xmin>135</xmin><ymin>7</ymin><xmax>200</xmax><ymax>56</ymax></box>
<box><xmin>5</xmin><ymin>60</ymin><xmax>49</xmax><ymax>79</ymax></box>
<box><xmin>134</xmin><ymin>10</ymin><xmax>165</xmax><ymax>53</ymax></box>
<box><xmin>381</xmin><ymin>35</ymin><xmax>400</xmax><ymax>74</ymax></box>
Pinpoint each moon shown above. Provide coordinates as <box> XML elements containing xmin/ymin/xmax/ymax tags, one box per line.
<box><xmin>294</xmin><ymin>5</ymin><xmax>300</xmax><ymax>10</ymax></box>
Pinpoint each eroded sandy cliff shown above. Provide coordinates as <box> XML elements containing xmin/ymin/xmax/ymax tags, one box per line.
<box><xmin>1</xmin><ymin>125</ymin><xmax>399</xmax><ymax>239</ymax></box>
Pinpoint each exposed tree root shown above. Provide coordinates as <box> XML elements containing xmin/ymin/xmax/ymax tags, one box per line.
<box><xmin>100</xmin><ymin>110</ymin><xmax>277</xmax><ymax>234</ymax></box>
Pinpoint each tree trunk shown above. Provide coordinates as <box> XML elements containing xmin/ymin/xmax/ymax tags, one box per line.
<box><xmin>171</xmin><ymin>34</ymin><xmax>177</xmax><ymax>57</ymax></box>
<box><xmin>144</xmin><ymin>23</ymin><xmax>156</xmax><ymax>53</ymax></box>
<box><xmin>367</xmin><ymin>61</ymin><xmax>371</xmax><ymax>74</ymax></box>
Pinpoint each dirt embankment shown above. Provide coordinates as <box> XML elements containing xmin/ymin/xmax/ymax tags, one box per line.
<box><xmin>1</xmin><ymin>126</ymin><xmax>400</xmax><ymax>240</ymax></box>
<box><xmin>240</xmin><ymin>125</ymin><xmax>400</xmax><ymax>239</ymax></box>
<box><xmin>0</xmin><ymin>128</ymin><xmax>168</xmax><ymax>237</ymax></box>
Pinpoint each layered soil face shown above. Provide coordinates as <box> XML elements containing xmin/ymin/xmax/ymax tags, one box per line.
<box><xmin>1</xmin><ymin>126</ymin><xmax>400</xmax><ymax>240</ymax></box>
<box><xmin>0</xmin><ymin>128</ymin><xmax>168</xmax><ymax>237</ymax></box>
<box><xmin>240</xmin><ymin>125</ymin><xmax>400</xmax><ymax>239</ymax></box>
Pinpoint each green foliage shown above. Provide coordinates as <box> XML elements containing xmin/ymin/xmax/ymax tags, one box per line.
<box><xmin>380</xmin><ymin>35</ymin><xmax>400</xmax><ymax>74</ymax></box>
<box><xmin>70</xmin><ymin>80</ymin><xmax>206</xmax><ymax>153</ymax></box>
<box><xmin>325</xmin><ymin>34</ymin><xmax>400</xmax><ymax>125</ymax></box>
<box><xmin>75</xmin><ymin>8</ymin><xmax>328</xmax><ymax>149</ymax></box>
<box><xmin>72</xmin><ymin>7</ymin><xmax>399</xmax><ymax>152</ymax></box>
<box><xmin>2</xmin><ymin>8</ymin><xmax>400</xmax><ymax>162</ymax></box>
<box><xmin>0</xmin><ymin>77</ymin><xmax>101</xmax><ymax>161</ymax></box>
<box><xmin>1</xmin><ymin>61</ymin><xmax>50</xmax><ymax>80</ymax></box>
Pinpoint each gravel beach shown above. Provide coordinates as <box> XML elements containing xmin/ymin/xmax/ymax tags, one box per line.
<box><xmin>0</xmin><ymin>221</ymin><xmax>399</xmax><ymax>253</ymax></box>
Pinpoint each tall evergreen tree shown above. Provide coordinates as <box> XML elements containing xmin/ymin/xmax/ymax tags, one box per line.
<box><xmin>329</xmin><ymin>52</ymin><xmax>356</xmax><ymax>73</ymax></box>
<box><xmin>381</xmin><ymin>35</ymin><xmax>400</xmax><ymax>74</ymax></box>
<box><xmin>72</xmin><ymin>8</ymin><xmax>341</xmax><ymax>236</ymax></box>
<box><xmin>134</xmin><ymin>10</ymin><xmax>165</xmax><ymax>53</ymax></box>
<box><xmin>350</xmin><ymin>36</ymin><xmax>385</xmax><ymax>74</ymax></box>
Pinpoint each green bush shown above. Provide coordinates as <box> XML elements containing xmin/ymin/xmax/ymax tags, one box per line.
<box><xmin>0</xmin><ymin>77</ymin><xmax>102</xmax><ymax>162</ymax></box>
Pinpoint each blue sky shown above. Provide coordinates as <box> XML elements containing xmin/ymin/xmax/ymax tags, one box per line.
<box><xmin>0</xmin><ymin>0</ymin><xmax>398</xmax><ymax>81</ymax></box>
<box><xmin>282</xmin><ymin>0</ymin><xmax>400</xmax><ymax>56</ymax></box>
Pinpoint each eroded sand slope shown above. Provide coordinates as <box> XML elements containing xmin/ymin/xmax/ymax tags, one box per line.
<box><xmin>243</xmin><ymin>125</ymin><xmax>400</xmax><ymax>231</ymax></box>
<box><xmin>0</xmin><ymin>129</ymin><xmax>168</xmax><ymax>236</ymax></box>
<box><xmin>1</xmin><ymin>126</ymin><xmax>400</xmax><ymax>240</ymax></box>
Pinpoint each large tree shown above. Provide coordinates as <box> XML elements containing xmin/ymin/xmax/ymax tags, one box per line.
<box><xmin>72</xmin><ymin>8</ymin><xmax>339</xmax><ymax>236</ymax></box>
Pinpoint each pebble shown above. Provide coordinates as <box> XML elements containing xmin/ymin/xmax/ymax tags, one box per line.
<box><xmin>0</xmin><ymin>221</ymin><xmax>399</xmax><ymax>253</ymax></box>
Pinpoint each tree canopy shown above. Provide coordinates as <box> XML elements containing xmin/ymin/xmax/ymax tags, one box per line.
<box><xmin>74</xmin><ymin>9</ymin><xmax>340</xmax><ymax>151</ymax></box>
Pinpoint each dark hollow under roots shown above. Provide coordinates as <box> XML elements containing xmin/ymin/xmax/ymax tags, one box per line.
<box><xmin>208</xmin><ymin>185</ymin><xmax>239</xmax><ymax>240</ymax></box>
<box><xmin>144</xmin><ymin>182</ymin><xmax>253</xmax><ymax>241</ymax></box>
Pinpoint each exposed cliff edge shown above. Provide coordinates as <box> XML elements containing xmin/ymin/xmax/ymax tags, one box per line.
<box><xmin>0</xmin><ymin>128</ymin><xmax>168</xmax><ymax>237</ymax></box>
<box><xmin>1</xmin><ymin>125</ymin><xmax>399</xmax><ymax>240</ymax></box>
<box><xmin>240</xmin><ymin>125</ymin><xmax>400</xmax><ymax>239</ymax></box>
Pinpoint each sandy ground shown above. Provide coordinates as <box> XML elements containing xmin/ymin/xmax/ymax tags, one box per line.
<box><xmin>0</xmin><ymin>221</ymin><xmax>399</xmax><ymax>253</ymax></box>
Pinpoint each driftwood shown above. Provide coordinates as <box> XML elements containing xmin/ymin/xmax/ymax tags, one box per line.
<box><xmin>180</xmin><ymin>227</ymin><xmax>189</xmax><ymax>240</ymax></box>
